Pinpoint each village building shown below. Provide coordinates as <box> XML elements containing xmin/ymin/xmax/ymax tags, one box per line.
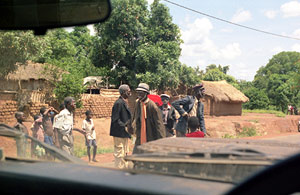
<box><xmin>202</xmin><ymin>80</ymin><xmax>249</xmax><ymax>116</ymax></box>
<box><xmin>0</xmin><ymin>61</ymin><xmax>59</xmax><ymax>122</ymax></box>
<box><xmin>0</xmin><ymin>61</ymin><xmax>121</xmax><ymax>123</ymax></box>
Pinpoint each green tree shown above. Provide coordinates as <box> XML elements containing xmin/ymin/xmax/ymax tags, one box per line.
<box><xmin>92</xmin><ymin>0</ymin><xmax>182</xmax><ymax>90</ymax></box>
<box><xmin>0</xmin><ymin>31</ymin><xmax>49</xmax><ymax>76</ymax></box>
<box><xmin>253</xmin><ymin>51</ymin><xmax>300</xmax><ymax>111</ymax></box>
<box><xmin>206</xmin><ymin>64</ymin><xmax>229</xmax><ymax>74</ymax></box>
<box><xmin>43</xmin><ymin>28</ymin><xmax>96</xmax><ymax>104</ymax></box>
<box><xmin>53</xmin><ymin>72</ymin><xmax>86</xmax><ymax>107</ymax></box>
<box><xmin>92</xmin><ymin>0</ymin><xmax>149</xmax><ymax>87</ymax></box>
<box><xmin>238</xmin><ymin>80</ymin><xmax>253</xmax><ymax>92</ymax></box>
<box><xmin>243</xmin><ymin>87</ymin><xmax>269</xmax><ymax>109</ymax></box>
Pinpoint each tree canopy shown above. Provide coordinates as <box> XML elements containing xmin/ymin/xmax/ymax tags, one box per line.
<box><xmin>92</xmin><ymin>0</ymin><xmax>182</xmax><ymax>90</ymax></box>
<box><xmin>252</xmin><ymin>51</ymin><xmax>300</xmax><ymax>111</ymax></box>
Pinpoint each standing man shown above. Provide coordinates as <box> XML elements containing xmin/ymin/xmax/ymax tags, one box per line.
<box><xmin>110</xmin><ymin>84</ymin><xmax>132</xmax><ymax>169</ymax></box>
<box><xmin>172</xmin><ymin>84</ymin><xmax>206</xmax><ymax>137</ymax></box>
<box><xmin>159</xmin><ymin>94</ymin><xmax>176</xmax><ymax>137</ymax></box>
<box><xmin>132</xmin><ymin>83</ymin><xmax>166</xmax><ymax>154</ymax></box>
<box><xmin>55</xmin><ymin>97</ymin><xmax>84</xmax><ymax>155</ymax></box>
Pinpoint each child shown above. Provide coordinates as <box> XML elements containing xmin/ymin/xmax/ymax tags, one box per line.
<box><xmin>14</xmin><ymin>112</ymin><xmax>28</xmax><ymax>157</ymax></box>
<box><xmin>31</xmin><ymin>115</ymin><xmax>45</xmax><ymax>157</ymax></box>
<box><xmin>185</xmin><ymin>116</ymin><xmax>205</xmax><ymax>137</ymax></box>
<box><xmin>31</xmin><ymin>115</ymin><xmax>44</xmax><ymax>141</ymax></box>
<box><xmin>40</xmin><ymin>106</ymin><xmax>58</xmax><ymax>146</ymax></box>
<box><xmin>82</xmin><ymin>110</ymin><xmax>98</xmax><ymax>162</ymax></box>
<box><xmin>14</xmin><ymin>112</ymin><xmax>29</xmax><ymax>135</ymax></box>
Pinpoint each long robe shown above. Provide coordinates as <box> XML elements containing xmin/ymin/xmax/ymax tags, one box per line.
<box><xmin>132</xmin><ymin>98</ymin><xmax>166</xmax><ymax>152</ymax></box>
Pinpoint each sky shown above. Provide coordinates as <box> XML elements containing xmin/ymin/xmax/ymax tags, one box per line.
<box><xmin>145</xmin><ymin>0</ymin><xmax>300</xmax><ymax>81</ymax></box>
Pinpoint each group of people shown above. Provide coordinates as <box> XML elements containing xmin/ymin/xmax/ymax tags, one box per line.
<box><xmin>109</xmin><ymin>82</ymin><xmax>207</xmax><ymax>169</ymax></box>
<box><xmin>14</xmin><ymin>97</ymin><xmax>98</xmax><ymax>162</ymax></box>
<box><xmin>13</xmin><ymin>82</ymin><xmax>207</xmax><ymax>166</ymax></box>
<box><xmin>288</xmin><ymin>104</ymin><xmax>298</xmax><ymax>115</ymax></box>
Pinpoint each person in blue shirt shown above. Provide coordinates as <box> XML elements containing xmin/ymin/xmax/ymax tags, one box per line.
<box><xmin>172</xmin><ymin>84</ymin><xmax>206</xmax><ymax>137</ymax></box>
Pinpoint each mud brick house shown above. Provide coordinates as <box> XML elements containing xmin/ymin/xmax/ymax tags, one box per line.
<box><xmin>0</xmin><ymin>61</ymin><xmax>56</xmax><ymax>122</ymax></box>
<box><xmin>202</xmin><ymin>80</ymin><xmax>249</xmax><ymax>116</ymax></box>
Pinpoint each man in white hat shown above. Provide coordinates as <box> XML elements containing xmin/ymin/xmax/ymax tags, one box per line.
<box><xmin>132</xmin><ymin>83</ymin><xmax>166</xmax><ymax>154</ymax></box>
<box><xmin>159</xmin><ymin>94</ymin><xmax>176</xmax><ymax>137</ymax></box>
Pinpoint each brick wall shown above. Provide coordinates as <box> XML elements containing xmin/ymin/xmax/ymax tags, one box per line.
<box><xmin>29</xmin><ymin>102</ymin><xmax>49</xmax><ymax>117</ymax></box>
<box><xmin>0</xmin><ymin>100</ymin><xmax>18</xmax><ymax>123</ymax></box>
<box><xmin>75</xmin><ymin>94</ymin><xmax>119</xmax><ymax>119</ymax></box>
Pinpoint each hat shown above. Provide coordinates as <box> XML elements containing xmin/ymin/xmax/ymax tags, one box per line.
<box><xmin>192</xmin><ymin>83</ymin><xmax>204</xmax><ymax>90</ymax></box>
<box><xmin>136</xmin><ymin>83</ymin><xmax>150</xmax><ymax>93</ymax></box>
<box><xmin>160</xmin><ymin>94</ymin><xmax>170</xmax><ymax>99</ymax></box>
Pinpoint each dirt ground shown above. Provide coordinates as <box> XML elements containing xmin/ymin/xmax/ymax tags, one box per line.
<box><xmin>3</xmin><ymin>113</ymin><xmax>300</xmax><ymax>167</ymax></box>
<box><xmin>77</xmin><ymin>113</ymin><xmax>300</xmax><ymax>166</ymax></box>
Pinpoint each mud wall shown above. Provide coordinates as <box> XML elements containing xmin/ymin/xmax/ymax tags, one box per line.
<box><xmin>75</xmin><ymin>94</ymin><xmax>119</xmax><ymax>119</ymax></box>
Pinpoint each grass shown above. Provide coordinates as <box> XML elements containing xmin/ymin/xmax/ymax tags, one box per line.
<box><xmin>248</xmin><ymin>119</ymin><xmax>259</xmax><ymax>123</ymax></box>
<box><xmin>243</xmin><ymin>109</ymin><xmax>286</xmax><ymax>117</ymax></box>
<box><xmin>74</xmin><ymin>145</ymin><xmax>114</xmax><ymax>158</ymax></box>
<box><xmin>222</xmin><ymin>127</ymin><xmax>259</xmax><ymax>139</ymax></box>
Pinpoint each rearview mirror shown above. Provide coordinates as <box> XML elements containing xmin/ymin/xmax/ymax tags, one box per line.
<box><xmin>0</xmin><ymin>0</ymin><xmax>111</xmax><ymax>34</ymax></box>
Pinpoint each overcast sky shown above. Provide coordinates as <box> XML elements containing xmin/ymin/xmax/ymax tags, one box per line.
<box><xmin>146</xmin><ymin>0</ymin><xmax>300</xmax><ymax>81</ymax></box>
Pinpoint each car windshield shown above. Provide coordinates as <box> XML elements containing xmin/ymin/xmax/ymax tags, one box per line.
<box><xmin>0</xmin><ymin>0</ymin><xmax>300</xmax><ymax>186</ymax></box>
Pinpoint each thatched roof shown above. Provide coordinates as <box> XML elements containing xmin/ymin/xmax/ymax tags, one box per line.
<box><xmin>5</xmin><ymin>61</ymin><xmax>63</xmax><ymax>81</ymax></box>
<box><xmin>202</xmin><ymin>80</ymin><xmax>249</xmax><ymax>103</ymax></box>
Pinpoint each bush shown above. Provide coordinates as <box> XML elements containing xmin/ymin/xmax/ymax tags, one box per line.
<box><xmin>222</xmin><ymin>127</ymin><xmax>259</xmax><ymax>138</ymax></box>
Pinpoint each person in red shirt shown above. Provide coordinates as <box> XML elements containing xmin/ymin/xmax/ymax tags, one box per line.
<box><xmin>185</xmin><ymin>116</ymin><xmax>205</xmax><ymax>138</ymax></box>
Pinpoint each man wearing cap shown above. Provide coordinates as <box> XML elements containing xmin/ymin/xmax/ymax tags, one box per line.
<box><xmin>159</xmin><ymin>94</ymin><xmax>177</xmax><ymax>137</ymax></box>
<box><xmin>110</xmin><ymin>84</ymin><xmax>132</xmax><ymax>169</ymax></box>
<box><xmin>132</xmin><ymin>83</ymin><xmax>166</xmax><ymax>154</ymax></box>
<box><xmin>171</xmin><ymin>84</ymin><xmax>207</xmax><ymax>137</ymax></box>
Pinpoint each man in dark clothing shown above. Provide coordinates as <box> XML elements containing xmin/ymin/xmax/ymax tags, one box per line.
<box><xmin>132</xmin><ymin>83</ymin><xmax>166</xmax><ymax>154</ymax></box>
<box><xmin>110</xmin><ymin>84</ymin><xmax>132</xmax><ymax>169</ymax></box>
<box><xmin>172</xmin><ymin>83</ymin><xmax>206</xmax><ymax>137</ymax></box>
<box><xmin>159</xmin><ymin>94</ymin><xmax>176</xmax><ymax>137</ymax></box>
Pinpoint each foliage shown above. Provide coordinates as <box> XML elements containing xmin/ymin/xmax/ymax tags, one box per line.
<box><xmin>243</xmin><ymin>109</ymin><xmax>286</xmax><ymax>117</ymax></box>
<box><xmin>239</xmin><ymin>127</ymin><xmax>258</xmax><ymax>137</ymax></box>
<box><xmin>253</xmin><ymin>51</ymin><xmax>300</xmax><ymax>112</ymax></box>
<box><xmin>206</xmin><ymin>64</ymin><xmax>230</xmax><ymax>74</ymax></box>
<box><xmin>203</xmin><ymin>67</ymin><xmax>239</xmax><ymax>88</ymax></box>
<box><xmin>74</xmin><ymin>146</ymin><xmax>114</xmax><ymax>158</ymax></box>
<box><xmin>222</xmin><ymin>127</ymin><xmax>258</xmax><ymax>139</ymax></box>
<box><xmin>178</xmin><ymin>64</ymin><xmax>201</xmax><ymax>88</ymax></box>
<box><xmin>238</xmin><ymin>80</ymin><xmax>253</xmax><ymax>92</ymax></box>
<box><xmin>42</xmin><ymin>28</ymin><xmax>100</xmax><ymax>104</ymax></box>
<box><xmin>243</xmin><ymin>87</ymin><xmax>269</xmax><ymax>109</ymax></box>
<box><xmin>0</xmin><ymin>31</ymin><xmax>49</xmax><ymax>76</ymax></box>
<box><xmin>92</xmin><ymin>0</ymin><xmax>182</xmax><ymax>90</ymax></box>
<box><xmin>53</xmin><ymin>72</ymin><xmax>85</xmax><ymax>107</ymax></box>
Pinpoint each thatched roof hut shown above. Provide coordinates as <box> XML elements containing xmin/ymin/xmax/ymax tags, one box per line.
<box><xmin>202</xmin><ymin>80</ymin><xmax>248</xmax><ymax>116</ymax></box>
<box><xmin>6</xmin><ymin>61</ymin><xmax>53</xmax><ymax>81</ymax></box>
<box><xmin>203</xmin><ymin>80</ymin><xmax>249</xmax><ymax>103</ymax></box>
<box><xmin>0</xmin><ymin>61</ymin><xmax>64</xmax><ymax>92</ymax></box>
<box><xmin>0</xmin><ymin>61</ymin><xmax>65</xmax><ymax>105</ymax></box>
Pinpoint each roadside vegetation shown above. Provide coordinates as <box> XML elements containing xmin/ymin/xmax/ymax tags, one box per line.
<box><xmin>74</xmin><ymin>145</ymin><xmax>114</xmax><ymax>158</ymax></box>
<box><xmin>223</xmin><ymin>127</ymin><xmax>260</xmax><ymax>139</ymax></box>
<box><xmin>243</xmin><ymin>109</ymin><xmax>286</xmax><ymax>117</ymax></box>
